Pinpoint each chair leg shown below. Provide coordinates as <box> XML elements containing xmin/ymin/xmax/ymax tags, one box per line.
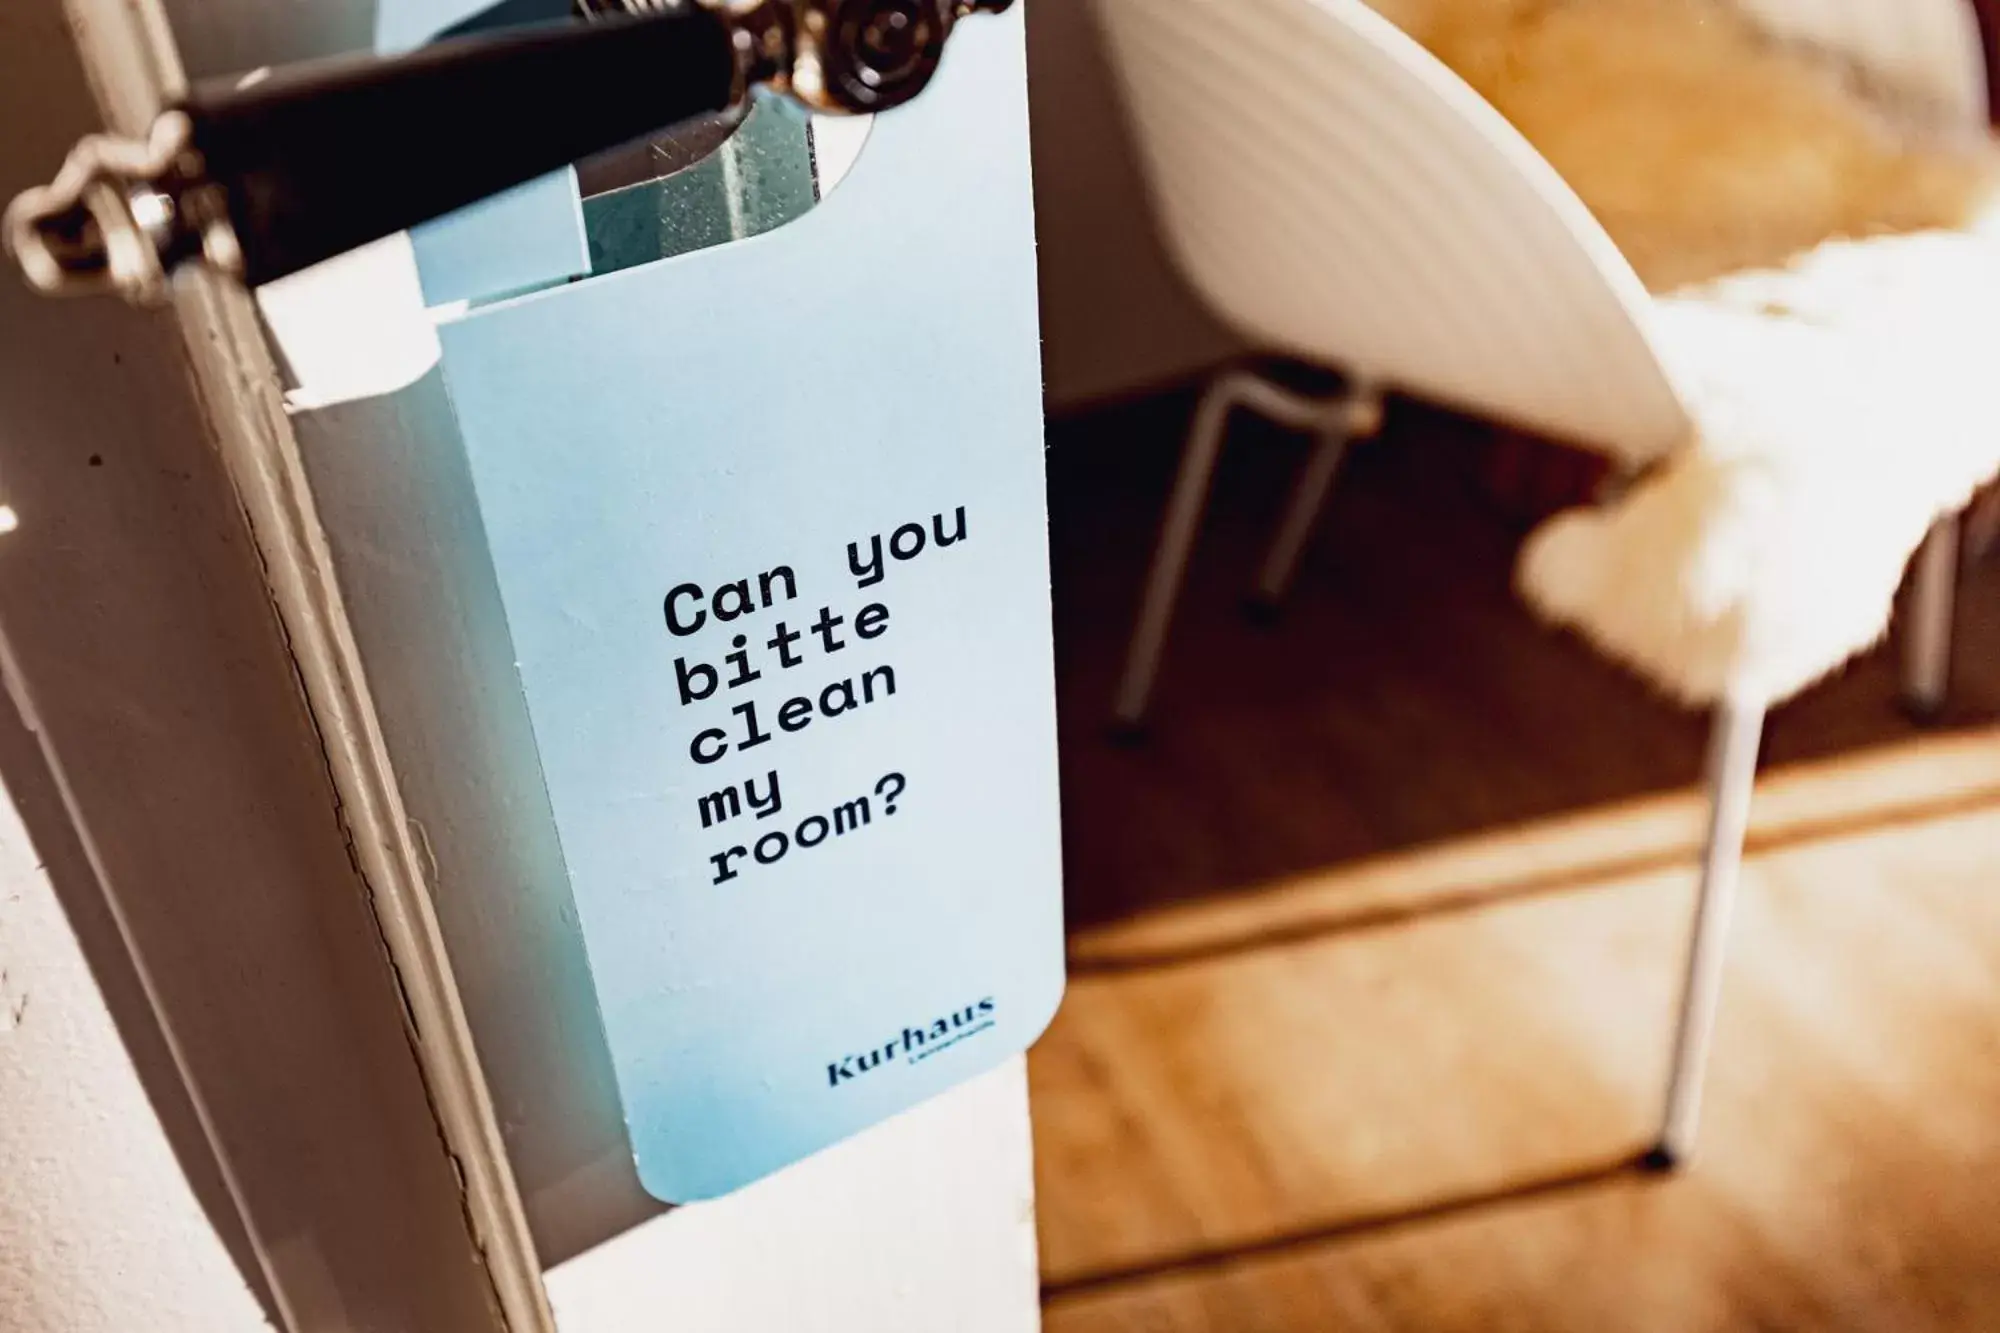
<box><xmin>1111</xmin><ymin>373</ymin><xmax>1247</xmax><ymax>730</ymax></box>
<box><xmin>1901</xmin><ymin>513</ymin><xmax>1960</xmax><ymax>722</ymax></box>
<box><xmin>1648</xmin><ymin>697</ymin><xmax>1764</xmax><ymax>1172</ymax></box>
<box><xmin>1251</xmin><ymin>385</ymin><xmax>1382</xmax><ymax>610</ymax></box>
<box><xmin>1965</xmin><ymin>484</ymin><xmax>2000</xmax><ymax>565</ymax></box>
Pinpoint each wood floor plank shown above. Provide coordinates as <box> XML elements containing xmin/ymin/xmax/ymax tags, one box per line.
<box><xmin>1036</xmin><ymin>804</ymin><xmax>2000</xmax><ymax>1331</ymax></box>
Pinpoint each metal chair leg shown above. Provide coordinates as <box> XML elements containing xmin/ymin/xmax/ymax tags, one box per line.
<box><xmin>1966</xmin><ymin>484</ymin><xmax>2000</xmax><ymax>565</ymax></box>
<box><xmin>1251</xmin><ymin>385</ymin><xmax>1382</xmax><ymax>609</ymax></box>
<box><xmin>1648</xmin><ymin>697</ymin><xmax>1764</xmax><ymax>1172</ymax></box>
<box><xmin>1901</xmin><ymin>513</ymin><xmax>1960</xmax><ymax>722</ymax></box>
<box><xmin>1111</xmin><ymin>373</ymin><xmax>1249</xmax><ymax>729</ymax></box>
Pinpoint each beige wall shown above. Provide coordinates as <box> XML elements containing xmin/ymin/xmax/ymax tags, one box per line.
<box><xmin>0</xmin><ymin>766</ymin><xmax>269</xmax><ymax>1333</ymax></box>
<box><xmin>1025</xmin><ymin>0</ymin><xmax>1243</xmax><ymax>410</ymax></box>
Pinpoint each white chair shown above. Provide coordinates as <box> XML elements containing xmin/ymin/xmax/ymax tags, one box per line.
<box><xmin>1094</xmin><ymin>0</ymin><xmax>1997</xmax><ymax>1168</ymax></box>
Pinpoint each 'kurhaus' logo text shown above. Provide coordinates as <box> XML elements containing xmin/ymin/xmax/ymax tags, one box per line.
<box><xmin>827</xmin><ymin>996</ymin><xmax>997</xmax><ymax>1088</ymax></box>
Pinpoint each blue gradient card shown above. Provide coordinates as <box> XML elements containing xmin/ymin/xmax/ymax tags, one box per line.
<box><xmin>433</xmin><ymin>13</ymin><xmax>1064</xmax><ymax>1202</ymax></box>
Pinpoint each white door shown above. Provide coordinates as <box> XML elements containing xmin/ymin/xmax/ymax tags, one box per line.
<box><xmin>0</xmin><ymin>2</ymin><xmax>1047</xmax><ymax>1328</ymax></box>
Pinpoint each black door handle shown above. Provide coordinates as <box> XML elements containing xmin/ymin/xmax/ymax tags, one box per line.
<box><xmin>5</xmin><ymin>0</ymin><xmax>1010</xmax><ymax>302</ymax></box>
<box><xmin>183</xmin><ymin>8</ymin><xmax>741</xmax><ymax>288</ymax></box>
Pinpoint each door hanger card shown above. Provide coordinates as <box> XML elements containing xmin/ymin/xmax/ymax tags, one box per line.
<box><xmin>434</xmin><ymin>13</ymin><xmax>1065</xmax><ymax>1203</ymax></box>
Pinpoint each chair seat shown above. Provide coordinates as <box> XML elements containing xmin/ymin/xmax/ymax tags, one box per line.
<box><xmin>1518</xmin><ymin>203</ymin><xmax>2000</xmax><ymax>707</ymax></box>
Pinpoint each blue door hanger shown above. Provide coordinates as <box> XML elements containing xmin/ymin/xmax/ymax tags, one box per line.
<box><xmin>431</xmin><ymin>11</ymin><xmax>1064</xmax><ymax>1202</ymax></box>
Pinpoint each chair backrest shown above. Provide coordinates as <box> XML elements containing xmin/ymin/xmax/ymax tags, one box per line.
<box><xmin>1092</xmin><ymin>0</ymin><xmax>1691</xmax><ymax>461</ymax></box>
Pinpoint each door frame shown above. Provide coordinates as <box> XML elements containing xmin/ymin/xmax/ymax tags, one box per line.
<box><xmin>0</xmin><ymin>2</ymin><xmax>550</xmax><ymax>1328</ymax></box>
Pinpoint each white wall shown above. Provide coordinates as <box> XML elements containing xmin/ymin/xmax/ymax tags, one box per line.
<box><xmin>0</xmin><ymin>771</ymin><xmax>269</xmax><ymax>1333</ymax></box>
<box><xmin>545</xmin><ymin>1061</ymin><xmax>1042</xmax><ymax>1333</ymax></box>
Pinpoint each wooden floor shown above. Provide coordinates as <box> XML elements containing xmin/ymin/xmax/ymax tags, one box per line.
<box><xmin>1032</xmin><ymin>388</ymin><xmax>2000</xmax><ymax>1331</ymax></box>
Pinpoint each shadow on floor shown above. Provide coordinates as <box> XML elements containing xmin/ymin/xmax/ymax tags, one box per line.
<box><xmin>1039</xmin><ymin>1150</ymin><xmax>1655</xmax><ymax>1304</ymax></box>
